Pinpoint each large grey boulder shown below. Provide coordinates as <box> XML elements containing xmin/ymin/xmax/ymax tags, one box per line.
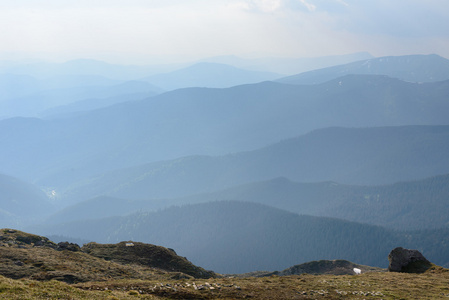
<box><xmin>388</xmin><ymin>247</ymin><xmax>432</xmax><ymax>273</ymax></box>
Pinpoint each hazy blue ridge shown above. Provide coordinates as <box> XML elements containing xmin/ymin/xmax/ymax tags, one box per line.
<box><xmin>58</xmin><ymin>125</ymin><xmax>449</xmax><ymax>205</ymax></box>
<box><xmin>277</xmin><ymin>54</ymin><xmax>449</xmax><ymax>84</ymax></box>
<box><xmin>142</xmin><ymin>62</ymin><xmax>283</xmax><ymax>90</ymax></box>
<box><xmin>0</xmin><ymin>79</ymin><xmax>161</xmax><ymax>119</ymax></box>
<box><xmin>200</xmin><ymin>52</ymin><xmax>373</xmax><ymax>74</ymax></box>
<box><xmin>1</xmin><ymin>74</ymin><xmax>449</xmax><ymax>188</ymax></box>
<box><xmin>0</xmin><ymin>173</ymin><xmax>54</xmax><ymax>228</ymax></box>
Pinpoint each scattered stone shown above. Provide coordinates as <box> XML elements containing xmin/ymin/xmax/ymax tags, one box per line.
<box><xmin>388</xmin><ymin>247</ymin><xmax>432</xmax><ymax>273</ymax></box>
<box><xmin>34</xmin><ymin>240</ymin><xmax>45</xmax><ymax>246</ymax></box>
<box><xmin>57</xmin><ymin>241</ymin><xmax>81</xmax><ymax>252</ymax></box>
<box><xmin>14</xmin><ymin>261</ymin><xmax>24</xmax><ymax>266</ymax></box>
<box><xmin>170</xmin><ymin>272</ymin><xmax>192</xmax><ymax>280</ymax></box>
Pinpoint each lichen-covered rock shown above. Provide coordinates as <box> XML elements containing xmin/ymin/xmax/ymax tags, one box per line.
<box><xmin>388</xmin><ymin>247</ymin><xmax>432</xmax><ymax>273</ymax></box>
<box><xmin>279</xmin><ymin>259</ymin><xmax>381</xmax><ymax>276</ymax></box>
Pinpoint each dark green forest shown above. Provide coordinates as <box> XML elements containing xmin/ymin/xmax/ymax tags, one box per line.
<box><xmin>30</xmin><ymin>201</ymin><xmax>449</xmax><ymax>274</ymax></box>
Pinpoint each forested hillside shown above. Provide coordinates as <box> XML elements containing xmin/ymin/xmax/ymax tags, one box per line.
<box><xmin>172</xmin><ymin>173</ymin><xmax>449</xmax><ymax>230</ymax></box>
<box><xmin>30</xmin><ymin>201</ymin><xmax>449</xmax><ymax>274</ymax></box>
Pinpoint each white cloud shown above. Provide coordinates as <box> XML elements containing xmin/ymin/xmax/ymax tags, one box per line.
<box><xmin>298</xmin><ymin>0</ymin><xmax>316</xmax><ymax>11</ymax></box>
<box><xmin>335</xmin><ymin>0</ymin><xmax>349</xmax><ymax>7</ymax></box>
<box><xmin>229</xmin><ymin>0</ymin><xmax>318</xmax><ymax>13</ymax></box>
<box><xmin>229</xmin><ymin>0</ymin><xmax>283</xmax><ymax>13</ymax></box>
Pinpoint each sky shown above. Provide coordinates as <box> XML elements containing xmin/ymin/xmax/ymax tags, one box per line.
<box><xmin>0</xmin><ymin>0</ymin><xmax>448</xmax><ymax>64</ymax></box>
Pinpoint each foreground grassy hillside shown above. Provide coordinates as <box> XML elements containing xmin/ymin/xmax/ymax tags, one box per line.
<box><xmin>0</xmin><ymin>229</ymin><xmax>213</xmax><ymax>282</ymax></box>
<box><xmin>1</xmin><ymin>269</ymin><xmax>449</xmax><ymax>299</ymax></box>
<box><xmin>1</xmin><ymin>228</ymin><xmax>449</xmax><ymax>299</ymax></box>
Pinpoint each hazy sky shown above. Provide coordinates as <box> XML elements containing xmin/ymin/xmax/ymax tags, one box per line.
<box><xmin>1</xmin><ymin>0</ymin><xmax>448</xmax><ymax>64</ymax></box>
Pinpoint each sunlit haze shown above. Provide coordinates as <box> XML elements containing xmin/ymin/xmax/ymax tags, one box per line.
<box><xmin>1</xmin><ymin>0</ymin><xmax>448</xmax><ymax>64</ymax></box>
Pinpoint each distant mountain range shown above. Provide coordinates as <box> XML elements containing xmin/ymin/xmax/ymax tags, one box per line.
<box><xmin>0</xmin><ymin>60</ymin><xmax>281</xmax><ymax>118</ymax></box>
<box><xmin>44</xmin><ymin>172</ymin><xmax>449</xmax><ymax>232</ymax></box>
<box><xmin>0</xmin><ymin>52</ymin><xmax>372</xmax><ymax>81</ymax></box>
<box><xmin>2</xmin><ymin>73</ymin><xmax>449</xmax><ymax>187</ymax></box>
<box><xmin>43</xmin><ymin>196</ymin><xmax>162</xmax><ymax>225</ymax></box>
<box><xmin>58</xmin><ymin>125</ymin><xmax>449</xmax><ymax>204</ymax></box>
<box><xmin>176</xmin><ymin>174</ymin><xmax>449</xmax><ymax>231</ymax></box>
<box><xmin>3</xmin><ymin>53</ymin><xmax>449</xmax><ymax>276</ymax></box>
<box><xmin>3</xmin><ymin>54</ymin><xmax>445</xmax><ymax>119</ymax></box>
<box><xmin>142</xmin><ymin>62</ymin><xmax>282</xmax><ymax>90</ymax></box>
<box><xmin>200</xmin><ymin>52</ymin><xmax>374</xmax><ymax>74</ymax></box>
<box><xmin>0</xmin><ymin>79</ymin><xmax>161</xmax><ymax>118</ymax></box>
<box><xmin>277</xmin><ymin>54</ymin><xmax>449</xmax><ymax>84</ymax></box>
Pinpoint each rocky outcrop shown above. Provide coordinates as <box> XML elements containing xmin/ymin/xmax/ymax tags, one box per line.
<box><xmin>56</xmin><ymin>241</ymin><xmax>81</xmax><ymax>252</ymax></box>
<box><xmin>279</xmin><ymin>260</ymin><xmax>382</xmax><ymax>276</ymax></box>
<box><xmin>388</xmin><ymin>247</ymin><xmax>432</xmax><ymax>273</ymax></box>
<box><xmin>82</xmin><ymin>241</ymin><xmax>216</xmax><ymax>278</ymax></box>
<box><xmin>0</xmin><ymin>228</ymin><xmax>57</xmax><ymax>249</ymax></box>
<box><xmin>0</xmin><ymin>228</ymin><xmax>215</xmax><ymax>283</ymax></box>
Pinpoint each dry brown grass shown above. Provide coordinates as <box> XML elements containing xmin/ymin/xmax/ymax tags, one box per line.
<box><xmin>0</xmin><ymin>240</ymin><xmax>176</xmax><ymax>283</ymax></box>
<box><xmin>82</xmin><ymin>241</ymin><xmax>215</xmax><ymax>278</ymax></box>
<box><xmin>0</xmin><ymin>275</ymin><xmax>162</xmax><ymax>299</ymax></box>
<box><xmin>72</xmin><ymin>268</ymin><xmax>449</xmax><ymax>299</ymax></box>
<box><xmin>2</xmin><ymin>229</ymin><xmax>449</xmax><ymax>299</ymax></box>
<box><xmin>2</xmin><ymin>265</ymin><xmax>449</xmax><ymax>299</ymax></box>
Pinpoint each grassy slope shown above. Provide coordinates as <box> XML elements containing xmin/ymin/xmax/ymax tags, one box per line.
<box><xmin>0</xmin><ymin>229</ymin><xmax>212</xmax><ymax>283</ymax></box>
<box><xmin>1</xmin><ymin>228</ymin><xmax>449</xmax><ymax>299</ymax></box>
<box><xmin>1</xmin><ymin>269</ymin><xmax>449</xmax><ymax>299</ymax></box>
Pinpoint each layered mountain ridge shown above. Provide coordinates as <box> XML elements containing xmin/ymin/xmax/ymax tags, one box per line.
<box><xmin>2</xmin><ymin>53</ymin><xmax>449</xmax><ymax>280</ymax></box>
